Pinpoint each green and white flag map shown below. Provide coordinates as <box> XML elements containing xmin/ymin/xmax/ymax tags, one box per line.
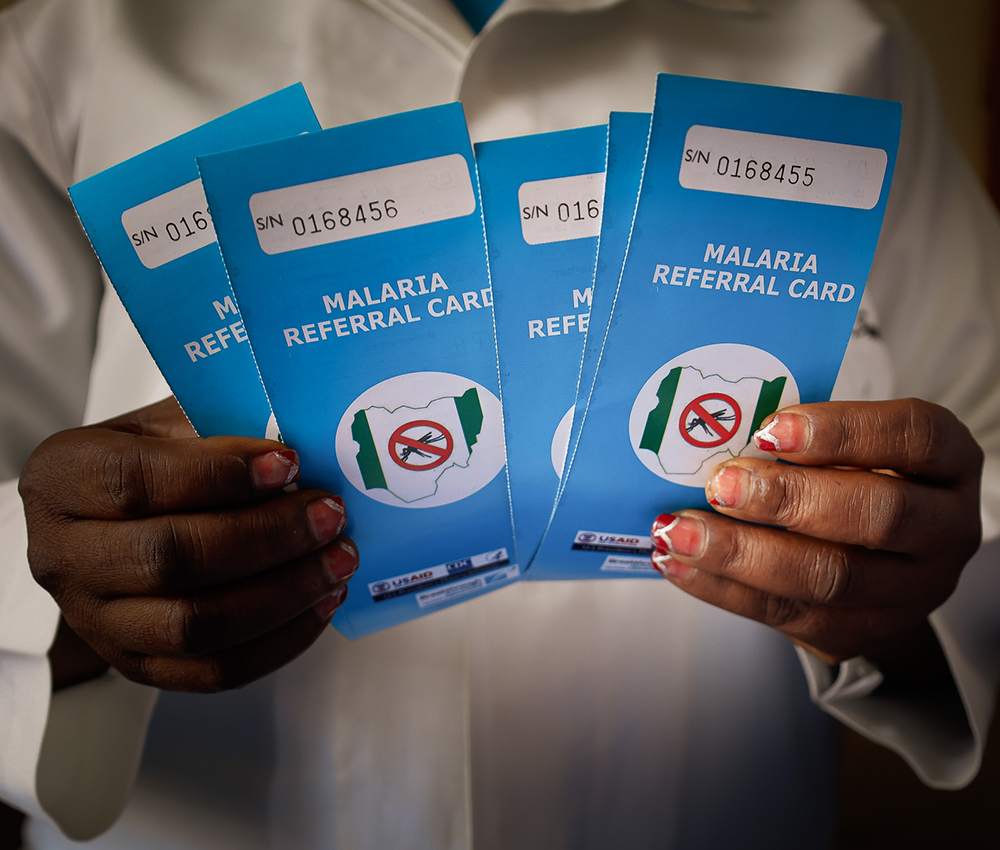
<box><xmin>351</xmin><ymin>388</ymin><xmax>484</xmax><ymax>503</ymax></box>
<box><xmin>639</xmin><ymin>366</ymin><xmax>786</xmax><ymax>478</ymax></box>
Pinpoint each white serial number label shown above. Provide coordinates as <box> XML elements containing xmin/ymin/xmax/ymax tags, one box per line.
<box><xmin>250</xmin><ymin>153</ymin><xmax>476</xmax><ymax>255</ymax></box>
<box><xmin>518</xmin><ymin>172</ymin><xmax>604</xmax><ymax>245</ymax></box>
<box><xmin>121</xmin><ymin>179</ymin><xmax>217</xmax><ymax>269</ymax></box>
<box><xmin>678</xmin><ymin>126</ymin><xmax>887</xmax><ymax>210</ymax></box>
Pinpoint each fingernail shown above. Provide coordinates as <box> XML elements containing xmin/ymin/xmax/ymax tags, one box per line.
<box><xmin>251</xmin><ymin>450</ymin><xmax>299</xmax><ymax>490</ymax></box>
<box><xmin>753</xmin><ymin>413</ymin><xmax>806</xmax><ymax>454</ymax></box>
<box><xmin>706</xmin><ymin>464</ymin><xmax>748</xmax><ymax>509</ymax></box>
<box><xmin>309</xmin><ymin>497</ymin><xmax>347</xmax><ymax>541</ymax></box>
<box><xmin>314</xmin><ymin>585</ymin><xmax>347</xmax><ymax>622</ymax></box>
<box><xmin>651</xmin><ymin>514</ymin><xmax>678</xmax><ymax>551</ymax></box>
<box><xmin>651</xmin><ymin>513</ymin><xmax>703</xmax><ymax>557</ymax></box>
<box><xmin>322</xmin><ymin>537</ymin><xmax>359</xmax><ymax>583</ymax></box>
<box><xmin>652</xmin><ymin>551</ymin><xmax>694</xmax><ymax>581</ymax></box>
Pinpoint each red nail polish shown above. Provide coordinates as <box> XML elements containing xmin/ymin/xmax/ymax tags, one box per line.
<box><xmin>752</xmin><ymin>413</ymin><xmax>807</xmax><ymax>454</ymax></box>
<box><xmin>651</xmin><ymin>514</ymin><xmax>703</xmax><ymax>558</ymax></box>
<box><xmin>651</xmin><ymin>513</ymin><xmax>679</xmax><ymax>551</ymax></box>
<box><xmin>309</xmin><ymin>496</ymin><xmax>347</xmax><ymax>541</ymax></box>
<box><xmin>323</xmin><ymin>538</ymin><xmax>359</xmax><ymax>583</ymax></box>
<box><xmin>251</xmin><ymin>449</ymin><xmax>300</xmax><ymax>490</ymax></box>
<box><xmin>652</xmin><ymin>551</ymin><xmax>694</xmax><ymax>581</ymax></box>
<box><xmin>705</xmin><ymin>465</ymin><xmax>746</xmax><ymax>510</ymax></box>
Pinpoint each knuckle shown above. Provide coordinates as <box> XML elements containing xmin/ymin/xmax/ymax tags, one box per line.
<box><xmin>98</xmin><ymin>444</ymin><xmax>155</xmax><ymax>517</ymax></box>
<box><xmin>27</xmin><ymin>542</ymin><xmax>65</xmax><ymax>594</ymax></box>
<box><xmin>18</xmin><ymin>433</ymin><xmax>79</xmax><ymax>511</ymax></box>
<box><xmin>196</xmin><ymin>451</ymin><xmax>253</xmax><ymax>503</ymax></box>
<box><xmin>17</xmin><ymin>450</ymin><xmax>48</xmax><ymax>507</ymax></box>
<box><xmin>26</xmin><ymin>524</ymin><xmax>86</xmax><ymax>599</ymax></box>
<box><xmin>760</xmin><ymin>467</ymin><xmax>809</xmax><ymax>528</ymax></box>
<box><xmin>762</xmin><ymin>593</ymin><xmax>806</xmax><ymax>630</ymax></box>
<box><xmin>161</xmin><ymin>598</ymin><xmax>219</xmax><ymax>656</ymax></box>
<box><xmin>129</xmin><ymin>518</ymin><xmax>190</xmax><ymax>592</ymax></box>
<box><xmin>805</xmin><ymin>546</ymin><xmax>855</xmax><ymax>607</ymax></box>
<box><xmin>829</xmin><ymin>408</ymin><xmax>857</xmax><ymax>458</ymax></box>
<box><xmin>862</xmin><ymin>484</ymin><xmax>909</xmax><ymax>549</ymax></box>
<box><xmin>712</xmin><ymin>524</ymin><xmax>747</xmax><ymax>578</ymax></box>
<box><xmin>900</xmin><ymin>398</ymin><xmax>948</xmax><ymax>470</ymax></box>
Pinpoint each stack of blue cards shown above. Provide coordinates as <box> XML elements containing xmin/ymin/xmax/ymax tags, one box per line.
<box><xmin>71</xmin><ymin>74</ymin><xmax>902</xmax><ymax>637</ymax></box>
<box><xmin>70</xmin><ymin>84</ymin><xmax>320</xmax><ymax>438</ymax></box>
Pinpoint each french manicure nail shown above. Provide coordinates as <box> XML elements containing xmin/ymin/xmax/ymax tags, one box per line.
<box><xmin>651</xmin><ymin>513</ymin><xmax>679</xmax><ymax>551</ymax></box>
<box><xmin>706</xmin><ymin>465</ymin><xmax>748</xmax><ymax>510</ymax></box>
<box><xmin>251</xmin><ymin>450</ymin><xmax>299</xmax><ymax>490</ymax></box>
<box><xmin>752</xmin><ymin>413</ymin><xmax>806</xmax><ymax>454</ymax></box>
<box><xmin>651</xmin><ymin>513</ymin><xmax>703</xmax><ymax>557</ymax></box>
<box><xmin>314</xmin><ymin>586</ymin><xmax>347</xmax><ymax>621</ymax></box>
<box><xmin>309</xmin><ymin>496</ymin><xmax>347</xmax><ymax>541</ymax></box>
<box><xmin>652</xmin><ymin>551</ymin><xmax>694</xmax><ymax>581</ymax></box>
<box><xmin>322</xmin><ymin>537</ymin><xmax>359</xmax><ymax>583</ymax></box>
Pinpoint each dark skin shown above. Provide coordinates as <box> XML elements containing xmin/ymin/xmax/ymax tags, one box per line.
<box><xmin>19</xmin><ymin>397</ymin><xmax>357</xmax><ymax>693</ymax></box>
<box><xmin>651</xmin><ymin>398</ymin><xmax>983</xmax><ymax>698</ymax></box>
<box><xmin>20</xmin><ymin>396</ymin><xmax>981</xmax><ymax>704</ymax></box>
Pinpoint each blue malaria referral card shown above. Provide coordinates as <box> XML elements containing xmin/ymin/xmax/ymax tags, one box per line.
<box><xmin>198</xmin><ymin>103</ymin><xmax>517</xmax><ymax>639</ymax></box>
<box><xmin>68</xmin><ymin>85</ymin><xmax>320</xmax><ymax>437</ymax></box>
<box><xmin>533</xmin><ymin>74</ymin><xmax>902</xmax><ymax>579</ymax></box>
<box><xmin>553</xmin><ymin>113</ymin><xmax>651</xmax><ymax>552</ymax></box>
<box><xmin>476</xmin><ymin>125</ymin><xmax>606</xmax><ymax>567</ymax></box>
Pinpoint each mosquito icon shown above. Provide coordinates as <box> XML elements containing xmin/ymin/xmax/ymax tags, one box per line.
<box><xmin>686</xmin><ymin>408</ymin><xmax>736</xmax><ymax>436</ymax></box>
<box><xmin>398</xmin><ymin>430</ymin><xmax>448</xmax><ymax>463</ymax></box>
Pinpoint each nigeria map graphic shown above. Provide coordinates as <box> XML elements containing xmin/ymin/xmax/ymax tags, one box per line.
<box><xmin>351</xmin><ymin>388</ymin><xmax>484</xmax><ymax>503</ymax></box>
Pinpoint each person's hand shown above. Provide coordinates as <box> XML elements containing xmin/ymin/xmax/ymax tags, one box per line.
<box><xmin>649</xmin><ymin>399</ymin><xmax>983</xmax><ymax>668</ymax></box>
<box><xmin>19</xmin><ymin>397</ymin><xmax>357</xmax><ymax>693</ymax></box>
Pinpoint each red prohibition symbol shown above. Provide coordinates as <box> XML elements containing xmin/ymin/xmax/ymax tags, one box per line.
<box><xmin>388</xmin><ymin>419</ymin><xmax>455</xmax><ymax>471</ymax></box>
<box><xmin>679</xmin><ymin>393</ymin><xmax>742</xmax><ymax>448</ymax></box>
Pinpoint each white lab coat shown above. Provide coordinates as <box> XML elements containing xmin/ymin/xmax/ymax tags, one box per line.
<box><xmin>3</xmin><ymin>1</ymin><xmax>1000</xmax><ymax>848</ymax></box>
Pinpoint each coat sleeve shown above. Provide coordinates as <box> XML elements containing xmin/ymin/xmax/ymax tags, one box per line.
<box><xmin>0</xmin><ymin>2</ymin><xmax>158</xmax><ymax>840</ymax></box>
<box><xmin>801</xmin><ymin>2</ymin><xmax>1000</xmax><ymax>789</ymax></box>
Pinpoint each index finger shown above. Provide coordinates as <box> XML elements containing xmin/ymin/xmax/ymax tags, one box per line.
<box><xmin>22</xmin><ymin>428</ymin><xmax>299</xmax><ymax>519</ymax></box>
<box><xmin>752</xmin><ymin>399</ymin><xmax>984</xmax><ymax>483</ymax></box>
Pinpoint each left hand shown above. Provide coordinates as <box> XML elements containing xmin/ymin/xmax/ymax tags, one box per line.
<box><xmin>650</xmin><ymin>398</ymin><xmax>984</xmax><ymax>666</ymax></box>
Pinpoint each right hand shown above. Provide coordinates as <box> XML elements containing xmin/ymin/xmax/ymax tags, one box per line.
<box><xmin>19</xmin><ymin>397</ymin><xmax>357</xmax><ymax>693</ymax></box>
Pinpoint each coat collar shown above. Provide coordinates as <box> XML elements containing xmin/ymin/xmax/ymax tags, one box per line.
<box><xmin>361</xmin><ymin>0</ymin><xmax>764</xmax><ymax>64</ymax></box>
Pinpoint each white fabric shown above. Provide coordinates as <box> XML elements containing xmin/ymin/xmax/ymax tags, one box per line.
<box><xmin>0</xmin><ymin>0</ymin><xmax>998</xmax><ymax>847</ymax></box>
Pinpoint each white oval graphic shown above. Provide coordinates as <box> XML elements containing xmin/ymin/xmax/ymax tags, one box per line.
<box><xmin>629</xmin><ymin>343</ymin><xmax>799</xmax><ymax>488</ymax></box>
<box><xmin>336</xmin><ymin>371</ymin><xmax>506</xmax><ymax>508</ymax></box>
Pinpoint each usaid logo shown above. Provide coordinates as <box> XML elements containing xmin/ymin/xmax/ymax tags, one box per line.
<box><xmin>573</xmin><ymin>529</ymin><xmax>654</xmax><ymax>554</ymax></box>
<box><xmin>372</xmin><ymin>581</ymin><xmax>391</xmax><ymax>594</ymax></box>
<box><xmin>393</xmin><ymin>570</ymin><xmax>435</xmax><ymax>587</ymax></box>
<box><xmin>599</xmin><ymin>535</ymin><xmax>641</xmax><ymax>545</ymax></box>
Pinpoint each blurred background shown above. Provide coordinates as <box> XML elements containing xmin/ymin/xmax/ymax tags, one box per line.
<box><xmin>834</xmin><ymin>0</ymin><xmax>1000</xmax><ymax>847</ymax></box>
<box><xmin>0</xmin><ymin>1</ymin><xmax>998</xmax><ymax>848</ymax></box>
<box><xmin>888</xmin><ymin>0</ymin><xmax>996</xmax><ymax>198</ymax></box>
